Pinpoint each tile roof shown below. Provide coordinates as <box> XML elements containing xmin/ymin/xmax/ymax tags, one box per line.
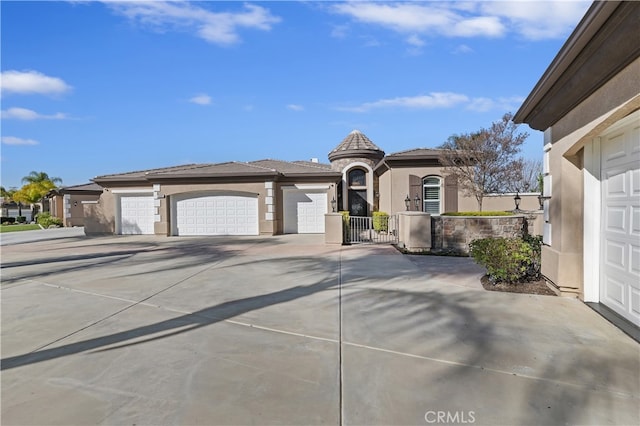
<box><xmin>93</xmin><ymin>159</ymin><xmax>340</xmax><ymax>183</ymax></box>
<box><xmin>329</xmin><ymin>130</ymin><xmax>383</xmax><ymax>155</ymax></box>
<box><xmin>385</xmin><ymin>148</ymin><xmax>446</xmax><ymax>158</ymax></box>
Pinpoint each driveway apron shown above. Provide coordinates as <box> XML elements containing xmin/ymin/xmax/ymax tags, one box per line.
<box><xmin>1</xmin><ymin>231</ymin><xmax>639</xmax><ymax>425</ymax></box>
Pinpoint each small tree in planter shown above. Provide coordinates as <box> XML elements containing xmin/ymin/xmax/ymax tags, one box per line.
<box><xmin>372</xmin><ymin>211</ymin><xmax>389</xmax><ymax>233</ymax></box>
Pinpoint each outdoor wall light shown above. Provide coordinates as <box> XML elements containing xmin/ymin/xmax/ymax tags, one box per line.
<box><xmin>537</xmin><ymin>194</ymin><xmax>544</xmax><ymax>210</ymax></box>
<box><xmin>414</xmin><ymin>194</ymin><xmax>420</xmax><ymax>211</ymax></box>
<box><xmin>404</xmin><ymin>195</ymin><xmax>411</xmax><ymax>211</ymax></box>
<box><xmin>331</xmin><ymin>197</ymin><xmax>336</xmax><ymax>213</ymax></box>
<box><xmin>514</xmin><ymin>192</ymin><xmax>521</xmax><ymax>211</ymax></box>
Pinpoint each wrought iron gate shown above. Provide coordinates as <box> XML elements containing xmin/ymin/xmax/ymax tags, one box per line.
<box><xmin>345</xmin><ymin>215</ymin><xmax>399</xmax><ymax>244</ymax></box>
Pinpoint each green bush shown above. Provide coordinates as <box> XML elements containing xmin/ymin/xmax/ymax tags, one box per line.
<box><xmin>469</xmin><ymin>236</ymin><xmax>540</xmax><ymax>283</ymax></box>
<box><xmin>372</xmin><ymin>211</ymin><xmax>389</xmax><ymax>232</ymax></box>
<box><xmin>339</xmin><ymin>211</ymin><xmax>350</xmax><ymax>241</ymax></box>
<box><xmin>16</xmin><ymin>216</ymin><xmax>27</xmax><ymax>223</ymax></box>
<box><xmin>1</xmin><ymin>217</ymin><xmax>16</xmax><ymax>224</ymax></box>
<box><xmin>36</xmin><ymin>212</ymin><xmax>63</xmax><ymax>228</ymax></box>
<box><xmin>442</xmin><ymin>211</ymin><xmax>513</xmax><ymax>217</ymax></box>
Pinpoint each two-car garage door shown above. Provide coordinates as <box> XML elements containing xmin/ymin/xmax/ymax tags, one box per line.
<box><xmin>175</xmin><ymin>195</ymin><xmax>259</xmax><ymax>236</ymax></box>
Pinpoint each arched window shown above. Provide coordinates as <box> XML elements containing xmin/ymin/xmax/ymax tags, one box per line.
<box><xmin>423</xmin><ymin>176</ymin><xmax>441</xmax><ymax>214</ymax></box>
<box><xmin>348</xmin><ymin>169</ymin><xmax>366</xmax><ymax>187</ymax></box>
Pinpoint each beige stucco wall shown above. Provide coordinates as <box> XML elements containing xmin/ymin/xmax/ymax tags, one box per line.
<box><xmin>84</xmin><ymin>189</ymin><xmax>117</xmax><ymax>234</ymax></box>
<box><xmin>542</xmin><ymin>58</ymin><xmax>640</xmax><ymax>298</ymax></box>
<box><xmin>67</xmin><ymin>194</ymin><xmax>101</xmax><ymax>227</ymax></box>
<box><xmin>377</xmin><ymin>166</ymin><xmax>447</xmax><ymax>215</ymax></box>
<box><xmin>458</xmin><ymin>193</ymin><xmax>542</xmax><ymax>212</ymax></box>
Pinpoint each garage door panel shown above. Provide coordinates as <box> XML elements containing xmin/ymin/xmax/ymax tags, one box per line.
<box><xmin>284</xmin><ymin>191</ymin><xmax>327</xmax><ymax>234</ymax></box>
<box><xmin>120</xmin><ymin>196</ymin><xmax>154</xmax><ymax>235</ymax></box>
<box><xmin>601</xmin><ymin>118</ymin><xmax>640</xmax><ymax>325</ymax></box>
<box><xmin>176</xmin><ymin>195</ymin><xmax>258</xmax><ymax>236</ymax></box>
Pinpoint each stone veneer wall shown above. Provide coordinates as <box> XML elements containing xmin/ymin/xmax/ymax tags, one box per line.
<box><xmin>431</xmin><ymin>215</ymin><xmax>527</xmax><ymax>255</ymax></box>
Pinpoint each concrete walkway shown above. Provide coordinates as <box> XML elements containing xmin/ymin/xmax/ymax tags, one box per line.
<box><xmin>1</xmin><ymin>232</ymin><xmax>638</xmax><ymax>425</ymax></box>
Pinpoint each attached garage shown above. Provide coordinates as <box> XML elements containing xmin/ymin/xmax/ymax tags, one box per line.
<box><xmin>119</xmin><ymin>195</ymin><xmax>155</xmax><ymax>235</ymax></box>
<box><xmin>174</xmin><ymin>195</ymin><xmax>259</xmax><ymax>236</ymax></box>
<box><xmin>283</xmin><ymin>189</ymin><xmax>327</xmax><ymax>234</ymax></box>
<box><xmin>599</xmin><ymin>115</ymin><xmax>640</xmax><ymax>324</ymax></box>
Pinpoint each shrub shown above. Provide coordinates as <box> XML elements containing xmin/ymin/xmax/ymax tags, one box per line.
<box><xmin>340</xmin><ymin>211</ymin><xmax>350</xmax><ymax>242</ymax></box>
<box><xmin>36</xmin><ymin>212</ymin><xmax>63</xmax><ymax>228</ymax></box>
<box><xmin>16</xmin><ymin>216</ymin><xmax>26</xmax><ymax>223</ymax></box>
<box><xmin>372</xmin><ymin>211</ymin><xmax>389</xmax><ymax>232</ymax></box>
<box><xmin>469</xmin><ymin>236</ymin><xmax>540</xmax><ymax>284</ymax></box>
<box><xmin>0</xmin><ymin>217</ymin><xmax>16</xmax><ymax>224</ymax></box>
<box><xmin>442</xmin><ymin>211</ymin><xmax>513</xmax><ymax>217</ymax></box>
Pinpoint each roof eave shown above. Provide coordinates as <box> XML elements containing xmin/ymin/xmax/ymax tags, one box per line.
<box><xmin>513</xmin><ymin>1</ymin><xmax>625</xmax><ymax>129</ymax></box>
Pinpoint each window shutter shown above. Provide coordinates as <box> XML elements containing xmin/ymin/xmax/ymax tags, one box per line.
<box><xmin>409</xmin><ymin>175</ymin><xmax>422</xmax><ymax>211</ymax></box>
<box><xmin>444</xmin><ymin>175</ymin><xmax>458</xmax><ymax>213</ymax></box>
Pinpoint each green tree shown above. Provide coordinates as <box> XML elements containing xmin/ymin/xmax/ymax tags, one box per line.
<box><xmin>1</xmin><ymin>186</ymin><xmax>20</xmax><ymax>217</ymax></box>
<box><xmin>21</xmin><ymin>171</ymin><xmax>62</xmax><ymax>186</ymax></box>
<box><xmin>438</xmin><ymin>113</ymin><xmax>528</xmax><ymax>210</ymax></box>
<box><xmin>13</xmin><ymin>181</ymin><xmax>57</xmax><ymax>219</ymax></box>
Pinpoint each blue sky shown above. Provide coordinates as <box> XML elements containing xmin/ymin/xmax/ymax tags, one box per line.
<box><xmin>1</xmin><ymin>0</ymin><xmax>592</xmax><ymax>189</ymax></box>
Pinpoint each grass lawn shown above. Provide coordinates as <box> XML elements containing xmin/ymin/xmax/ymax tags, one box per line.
<box><xmin>0</xmin><ymin>224</ymin><xmax>42</xmax><ymax>233</ymax></box>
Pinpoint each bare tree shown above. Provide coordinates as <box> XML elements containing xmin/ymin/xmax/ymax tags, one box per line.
<box><xmin>506</xmin><ymin>158</ymin><xmax>543</xmax><ymax>193</ymax></box>
<box><xmin>439</xmin><ymin>113</ymin><xmax>528</xmax><ymax>210</ymax></box>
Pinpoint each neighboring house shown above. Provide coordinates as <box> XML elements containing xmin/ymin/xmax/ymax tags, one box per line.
<box><xmin>44</xmin><ymin>183</ymin><xmax>103</xmax><ymax>227</ymax></box>
<box><xmin>514</xmin><ymin>1</ymin><xmax>639</xmax><ymax>326</ymax></box>
<box><xmin>87</xmin><ymin>130</ymin><xmax>533</xmax><ymax>237</ymax></box>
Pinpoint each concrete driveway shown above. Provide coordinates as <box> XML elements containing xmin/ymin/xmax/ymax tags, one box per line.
<box><xmin>1</xmin><ymin>229</ymin><xmax>638</xmax><ymax>425</ymax></box>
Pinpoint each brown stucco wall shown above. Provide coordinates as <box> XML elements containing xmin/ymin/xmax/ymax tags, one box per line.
<box><xmin>67</xmin><ymin>194</ymin><xmax>101</xmax><ymax>227</ymax></box>
<box><xmin>458</xmin><ymin>193</ymin><xmax>542</xmax><ymax>212</ymax></box>
<box><xmin>377</xmin><ymin>166</ymin><xmax>448</xmax><ymax>215</ymax></box>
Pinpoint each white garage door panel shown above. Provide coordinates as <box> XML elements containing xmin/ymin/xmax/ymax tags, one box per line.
<box><xmin>120</xmin><ymin>196</ymin><xmax>155</xmax><ymax>235</ymax></box>
<box><xmin>176</xmin><ymin>196</ymin><xmax>258</xmax><ymax>236</ymax></box>
<box><xmin>284</xmin><ymin>191</ymin><xmax>327</xmax><ymax>234</ymax></box>
<box><xmin>601</xmin><ymin>118</ymin><xmax>640</xmax><ymax>325</ymax></box>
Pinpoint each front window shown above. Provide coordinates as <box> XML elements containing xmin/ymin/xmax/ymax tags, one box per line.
<box><xmin>348</xmin><ymin>169</ymin><xmax>366</xmax><ymax>186</ymax></box>
<box><xmin>423</xmin><ymin>176</ymin><xmax>441</xmax><ymax>214</ymax></box>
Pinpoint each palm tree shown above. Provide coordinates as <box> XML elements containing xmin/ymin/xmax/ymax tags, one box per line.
<box><xmin>1</xmin><ymin>186</ymin><xmax>20</xmax><ymax>217</ymax></box>
<box><xmin>21</xmin><ymin>171</ymin><xmax>62</xmax><ymax>186</ymax></box>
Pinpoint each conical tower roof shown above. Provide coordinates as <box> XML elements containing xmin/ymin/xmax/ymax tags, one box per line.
<box><xmin>328</xmin><ymin>130</ymin><xmax>385</xmax><ymax>162</ymax></box>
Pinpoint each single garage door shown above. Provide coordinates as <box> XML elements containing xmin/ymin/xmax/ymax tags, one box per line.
<box><xmin>600</xmin><ymin>117</ymin><xmax>640</xmax><ymax>324</ymax></box>
<box><xmin>175</xmin><ymin>195</ymin><xmax>258</xmax><ymax>236</ymax></box>
<box><xmin>284</xmin><ymin>191</ymin><xmax>327</xmax><ymax>234</ymax></box>
<box><xmin>120</xmin><ymin>195</ymin><xmax>155</xmax><ymax>235</ymax></box>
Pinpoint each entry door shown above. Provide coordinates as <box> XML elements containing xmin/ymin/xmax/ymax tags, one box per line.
<box><xmin>349</xmin><ymin>190</ymin><xmax>367</xmax><ymax>216</ymax></box>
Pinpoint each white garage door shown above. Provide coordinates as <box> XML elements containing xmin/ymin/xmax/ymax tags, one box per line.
<box><xmin>284</xmin><ymin>191</ymin><xmax>327</xmax><ymax>234</ymax></box>
<box><xmin>175</xmin><ymin>195</ymin><xmax>258</xmax><ymax>236</ymax></box>
<box><xmin>600</xmin><ymin>117</ymin><xmax>640</xmax><ymax>325</ymax></box>
<box><xmin>120</xmin><ymin>196</ymin><xmax>155</xmax><ymax>235</ymax></box>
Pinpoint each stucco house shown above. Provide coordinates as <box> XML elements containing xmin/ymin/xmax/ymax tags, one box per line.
<box><xmin>87</xmin><ymin>130</ymin><xmax>534</xmax><ymax>237</ymax></box>
<box><xmin>44</xmin><ymin>183</ymin><xmax>103</xmax><ymax>227</ymax></box>
<box><xmin>514</xmin><ymin>1</ymin><xmax>639</xmax><ymax>327</ymax></box>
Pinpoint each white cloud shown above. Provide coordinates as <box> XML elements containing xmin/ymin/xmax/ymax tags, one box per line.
<box><xmin>107</xmin><ymin>1</ymin><xmax>281</xmax><ymax>46</ymax></box>
<box><xmin>1</xmin><ymin>107</ymin><xmax>68</xmax><ymax>120</ymax></box>
<box><xmin>466</xmin><ymin>96</ymin><xmax>525</xmax><ymax>112</ymax></box>
<box><xmin>332</xmin><ymin>2</ymin><xmax>505</xmax><ymax>38</ymax></box>
<box><xmin>406</xmin><ymin>34</ymin><xmax>424</xmax><ymax>47</ymax></box>
<box><xmin>337</xmin><ymin>92</ymin><xmax>525</xmax><ymax>113</ymax></box>
<box><xmin>287</xmin><ymin>104</ymin><xmax>304</xmax><ymax>111</ymax></box>
<box><xmin>189</xmin><ymin>94</ymin><xmax>212</xmax><ymax>105</ymax></box>
<box><xmin>338</xmin><ymin>92</ymin><xmax>470</xmax><ymax>112</ymax></box>
<box><xmin>332</xmin><ymin>1</ymin><xmax>589</xmax><ymax>41</ymax></box>
<box><xmin>452</xmin><ymin>44</ymin><xmax>474</xmax><ymax>54</ymax></box>
<box><xmin>1</xmin><ymin>136</ymin><xmax>39</xmax><ymax>146</ymax></box>
<box><xmin>0</xmin><ymin>70</ymin><xmax>72</xmax><ymax>95</ymax></box>
<box><xmin>479</xmin><ymin>1</ymin><xmax>591</xmax><ymax>40</ymax></box>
